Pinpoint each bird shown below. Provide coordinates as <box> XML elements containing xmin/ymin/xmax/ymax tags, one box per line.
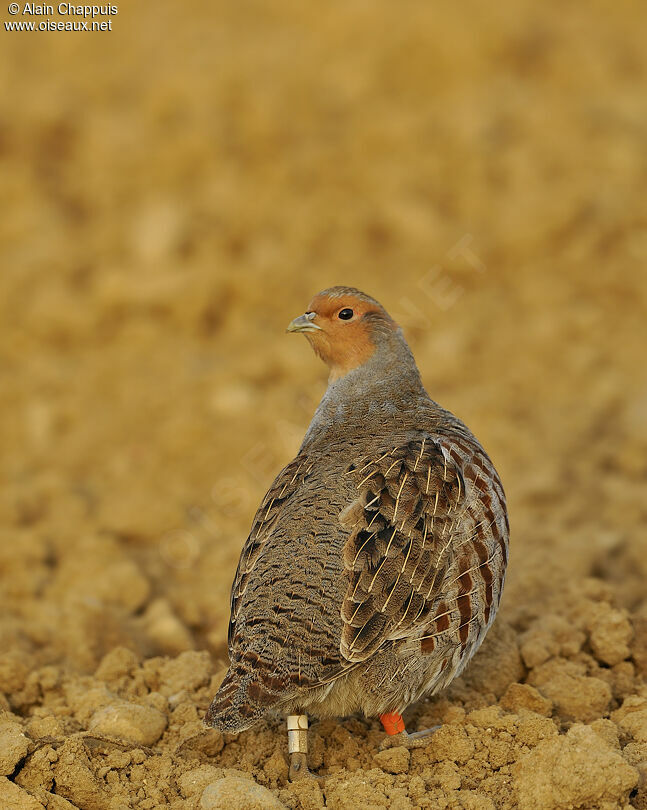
<box><xmin>205</xmin><ymin>286</ymin><xmax>509</xmax><ymax>780</ymax></box>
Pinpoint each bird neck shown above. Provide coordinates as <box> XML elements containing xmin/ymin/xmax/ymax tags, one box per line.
<box><xmin>301</xmin><ymin>335</ymin><xmax>429</xmax><ymax>449</ymax></box>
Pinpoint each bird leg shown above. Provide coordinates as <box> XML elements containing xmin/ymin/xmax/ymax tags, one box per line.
<box><xmin>379</xmin><ymin>712</ymin><xmax>439</xmax><ymax>749</ymax></box>
<box><xmin>287</xmin><ymin>714</ymin><xmax>310</xmax><ymax>780</ymax></box>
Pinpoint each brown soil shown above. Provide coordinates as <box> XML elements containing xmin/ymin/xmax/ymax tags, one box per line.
<box><xmin>1</xmin><ymin>1</ymin><xmax>646</xmax><ymax>808</ymax></box>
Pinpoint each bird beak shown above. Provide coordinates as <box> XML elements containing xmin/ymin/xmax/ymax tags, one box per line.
<box><xmin>286</xmin><ymin>312</ymin><xmax>322</xmax><ymax>333</ymax></box>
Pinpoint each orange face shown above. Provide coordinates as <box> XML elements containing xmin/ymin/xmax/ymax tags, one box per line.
<box><xmin>287</xmin><ymin>291</ymin><xmax>394</xmax><ymax>380</ymax></box>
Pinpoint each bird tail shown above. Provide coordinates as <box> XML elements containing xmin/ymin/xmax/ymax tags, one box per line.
<box><xmin>204</xmin><ymin>663</ymin><xmax>288</xmax><ymax>733</ymax></box>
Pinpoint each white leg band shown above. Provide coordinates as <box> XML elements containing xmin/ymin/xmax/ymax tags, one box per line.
<box><xmin>287</xmin><ymin>714</ymin><xmax>308</xmax><ymax>754</ymax></box>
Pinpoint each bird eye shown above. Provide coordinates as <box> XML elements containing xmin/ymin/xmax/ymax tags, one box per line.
<box><xmin>338</xmin><ymin>308</ymin><xmax>354</xmax><ymax>320</ymax></box>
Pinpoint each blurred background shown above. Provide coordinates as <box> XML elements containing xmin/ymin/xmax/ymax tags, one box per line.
<box><xmin>1</xmin><ymin>0</ymin><xmax>645</xmax><ymax>675</ymax></box>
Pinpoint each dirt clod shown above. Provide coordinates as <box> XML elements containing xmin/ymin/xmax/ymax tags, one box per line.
<box><xmin>200</xmin><ymin>775</ymin><xmax>287</xmax><ymax>809</ymax></box>
<box><xmin>0</xmin><ymin>777</ymin><xmax>45</xmax><ymax>810</ymax></box>
<box><xmin>374</xmin><ymin>746</ymin><xmax>411</xmax><ymax>774</ymax></box>
<box><xmin>514</xmin><ymin>724</ymin><xmax>639</xmax><ymax>810</ymax></box>
<box><xmin>589</xmin><ymin>607</ymin><xmax>634</xmax><ymax>667</ymax></box>
<box><xmin>0</xmin><ymin>722</ymin><xmax>30</xmax><ymax>777</ymax></box>
<box><xmin>88</xmin><ymin>701</ymin><xmax>168</xmax><ymax>746</ymax></box>
<box><xmin>500</xmin><ymin>683</ymin><xmax>553</xmax><ymax>718</ymax></box>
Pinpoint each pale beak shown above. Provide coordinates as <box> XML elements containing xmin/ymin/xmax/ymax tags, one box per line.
<box><xmin>286</xmin><ymin>312</ymin><xmax>322</xmax><ymax>333</ymax></box>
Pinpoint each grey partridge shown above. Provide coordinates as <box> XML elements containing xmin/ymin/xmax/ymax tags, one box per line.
<box><xmin>205</xmin><ymin>287</ymin><xmax>509</xmax><ymax>779</ymax></box>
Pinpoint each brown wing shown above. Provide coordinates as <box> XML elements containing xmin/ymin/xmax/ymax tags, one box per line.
<box><xmin>228</xmin><ymin>454</ymin><xmax>314</xmax><ymax>646</ymax></box>
<box><xmin>340</xmin><ymin>438</ymin><xmax>465</xmax><ymax>662</ymax></box>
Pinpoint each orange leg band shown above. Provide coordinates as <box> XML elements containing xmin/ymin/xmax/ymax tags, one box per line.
<box><xmin>380</xmin><ymin>711</ymin><xmax>405</xmax><ymax>735</ymax></box>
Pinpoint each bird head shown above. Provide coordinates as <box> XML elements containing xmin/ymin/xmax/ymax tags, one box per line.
<box><xmin>287</xmin><ymin>287</ymin><xmax>398</xmax><ymax>381</ymax></box>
